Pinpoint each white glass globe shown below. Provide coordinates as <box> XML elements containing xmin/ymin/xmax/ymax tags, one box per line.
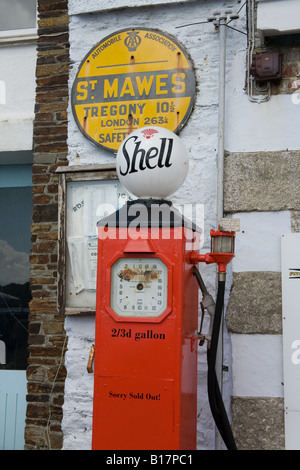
<box><xmin>116</xmin><ymin>126</ymin><xmax>189</xmax><ymax>199</ymax></box>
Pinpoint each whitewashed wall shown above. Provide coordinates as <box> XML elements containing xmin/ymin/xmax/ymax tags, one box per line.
<box><xmin>0</xmin><ymin>43</ymin><xmax>36</xmax><ymax>152</ymax></box>
<box><xmin>62</xmin><ymin>0</ymin><xmax>298</xmax><ymax>450</ymax></box>
<box><xmin>231</xmin><ymin>212</ymin><xmax>291</xmax><ymax>399</ymax></box>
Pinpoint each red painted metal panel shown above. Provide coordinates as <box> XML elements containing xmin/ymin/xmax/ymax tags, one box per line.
<box><xmin>93</xmin><ymin>227</ymin><xmax>198</xmax><ymax>450</ymax></box>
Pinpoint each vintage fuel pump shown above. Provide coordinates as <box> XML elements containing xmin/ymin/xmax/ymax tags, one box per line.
<box><xmin>92</xmin><ymin>127</ymin><xmax>237</xmax><ymax>450</ymax></box>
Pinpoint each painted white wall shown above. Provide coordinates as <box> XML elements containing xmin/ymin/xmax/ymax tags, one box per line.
<box><xmin>257</xmin><ymin>0</ymin><xmax>300</xmax><ymax>37</ymax></box>
<box><xmin>230</xmin><ymin>211</ymin><xmax>290</xmax><ymax>401</ymax></box>
<box><xmin>69</xmin><ymin>0</ymin><xmax>199</xmax><ymax>15</ymax></box>
<box><xmin>226</xmin><ymin>93</ymin><xmax>300</xmax><ymax>153</ymax></box>
<box><xmin>0</xmin><ymin>43</ymin><xmax>36</xmax><ymax>151</ymax></box>
<box><xmin>233</xmin><ymin>211</ymin><xmax>291</xmax><ymax>273</ymax></box>
<box><xmin>231</xmin><ymin>334</ymin><xmax>284</xmax><ymax>397</ymax></box>
<box><xmin>63</xmin><ymin>316</ymin><xmax>95</xmax><ymax>450</ymax></box>
<box><xmin>225</xmin><ymin>19</ymin><xmax>300</xmax><ymax>152</ymax></box>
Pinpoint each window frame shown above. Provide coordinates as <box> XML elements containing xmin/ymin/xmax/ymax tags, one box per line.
<box><xmin>0</xmin><ymin>0</ymin><xmax>37</xmax><ymax>44</ymax></box>
<box><xmin>0</xmin><ymin>163</ymin><xmax>33</xmax><ymax>371</ymax></box>
<box><xmin>0</xmin><ymin>28</ymin><xmax>37</xmax><ymax>44</ymax></box>
<box><xmin>56</xmin><ymin>163</ymin><xmax>126</xmax><ymax>316</ymax></box>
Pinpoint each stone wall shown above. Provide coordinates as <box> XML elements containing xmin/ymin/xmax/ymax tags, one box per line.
<box><xmin>25</xmin><ymin>0</ymin><xmax>69</xmax><ymax>450</ymax></box>
<box><xmin>224</xmin><ymin>29</ymin><xmax>300</xmax><ymax>448</ymax></box>
<box><xmin>24</xmin><ymin>0</ymin><xmax>300</xmax><ymax>451</ymax></box>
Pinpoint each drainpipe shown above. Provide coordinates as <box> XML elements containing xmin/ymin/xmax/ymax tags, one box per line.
<box><xmin>215</xmin><ymin>13</ymin><xmax>227</xmax><ymax>450</ymax></box>
<box><xmin>217</xmin><ymin>15</ymin><xmax>226</xmax><ymax>225</ymax></box>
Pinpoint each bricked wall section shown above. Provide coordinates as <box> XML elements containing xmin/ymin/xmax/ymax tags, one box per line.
<box><xmin>25</xmin><ymin>0</ymin><xmax>70</xmax><ymax>450</ymax></box>
<box><xmin>251</xmin><ymin>1</ymin><xmax>300</xmax><ymax>96</ymax></box>
<box><xmin>228</xmin><ymin>9</ymin><xmax>300</xmax><ymax>450</ymax></box>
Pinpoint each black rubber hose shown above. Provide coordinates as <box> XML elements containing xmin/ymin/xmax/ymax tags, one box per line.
<box><xmin>207</xmin><ymin>280</ymin><xmax>237</xmax><ymax>450</ymax></box>
<box><xmin>192</xmin><ymin>265</ymin><xmax>208</xmax><ymax>295</ymax></box>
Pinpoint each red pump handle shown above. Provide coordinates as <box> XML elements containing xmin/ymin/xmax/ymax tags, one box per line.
<box><xmin>190</xmin><ymin>251</ymin><xmax>234</xmax><ymax>272</ymax></box>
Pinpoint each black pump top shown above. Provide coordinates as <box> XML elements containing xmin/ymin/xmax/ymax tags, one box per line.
<box><xmin>97</xmin><ymin>198</ymin><xmax>201</xmax><ymax>232</ymax></box>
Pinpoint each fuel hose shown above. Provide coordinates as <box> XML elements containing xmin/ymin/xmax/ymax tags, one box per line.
<box><xmin>193</xmin><ymin>266</ymin><xmax>237</xmax><ymax>450</ymax></box>
<box><xmin>207</xmin><ymin>279</ymin><xmax>237</xmax><ymax>450</ymax></box>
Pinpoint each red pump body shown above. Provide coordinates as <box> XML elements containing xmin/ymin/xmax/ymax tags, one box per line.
<box><xmin>92</xmin><ymin>201</ymin><xmax>200</xmax><ymax>450</ymax></box>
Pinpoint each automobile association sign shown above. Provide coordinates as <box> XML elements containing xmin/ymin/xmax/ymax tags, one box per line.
<box><xmin>71</xmin><ymin>28</ymin><xmax>196</xmax><ymax>153</ymax></box>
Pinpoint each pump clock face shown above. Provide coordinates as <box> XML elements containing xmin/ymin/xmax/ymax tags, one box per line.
<box><xmin>110</xmin><ymin>257</ymin><xmax>168</xmax><ymax>317</ymax></box>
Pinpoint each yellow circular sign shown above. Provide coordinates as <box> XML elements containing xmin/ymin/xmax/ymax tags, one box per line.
<box><xmin>71</xmin><ymin>28</ymin><xmax>196</xmax><ymax>153</ymax></box>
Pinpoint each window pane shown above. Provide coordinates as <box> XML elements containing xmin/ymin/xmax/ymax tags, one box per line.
<box><xmin>0</xmin><ymin>186</ymin><xmax>32</xmax><ymax>370</ymax></box>
<box><xmin>0</xmin><ymin>0</ymin><xmax>36</xmax><ymax>32</ymax></box>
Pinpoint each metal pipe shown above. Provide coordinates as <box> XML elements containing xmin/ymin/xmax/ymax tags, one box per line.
<box><xmin>217</xmin><ymin>16</ymin><xmax>226</xmax><ymax>224</ymax></box>
<box><xmin>247</xmin><ymin>0</ymin><xmax>270</xmax><ymax>103</ymax></box>
<box><xmin>215</xmin><ymin>16</ymin><xmax>227</xmax><ymax>450</ymax></box>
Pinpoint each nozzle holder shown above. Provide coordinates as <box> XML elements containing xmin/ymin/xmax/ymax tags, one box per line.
<box><xmin>190</xmin><ymin>227</ymin><xmax>235</xmax><ymax>274</ymax></box>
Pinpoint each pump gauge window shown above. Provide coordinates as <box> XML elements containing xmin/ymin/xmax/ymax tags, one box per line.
<box><xmin>110</xmin><ymin>258</ymin><xmax>168</xmax><ymax>318</ymax></box>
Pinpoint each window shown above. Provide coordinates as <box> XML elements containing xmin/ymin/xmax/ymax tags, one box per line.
<box><xmin>0</xmin><ymin>0</ymin><xmax>37</xmax><ymax>41</ymax></box>
<box><xmin>0</xmin><ymin>165</ymin><xmax>32</xmax><ymax>370</ymax></box>
<box><xmin>57</xmin><ymin>164</ymin><xmax>133</xmax><ymax>315</ymax></box>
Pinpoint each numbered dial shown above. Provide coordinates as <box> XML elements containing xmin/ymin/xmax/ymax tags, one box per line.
<box><xmin>110</xmin><ymin>257</ymin><xmax>168</xmax><ymax>318</ymax></box>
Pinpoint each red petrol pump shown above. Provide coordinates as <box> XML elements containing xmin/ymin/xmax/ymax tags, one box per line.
<box><xmin>92</xmin><ymin>127</ymin><xmax>237</xmax><ymax>450</ymax></box>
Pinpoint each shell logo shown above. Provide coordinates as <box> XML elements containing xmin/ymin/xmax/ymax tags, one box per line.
<box><xmin>141</xmin><ymin>128</ymin><xmax>159</xmax><ymax>139</ymax></box>
<box><xmin>116</xmin><ymin>126</ymin><xmax>189</xmax><ymax>199</ymax></box>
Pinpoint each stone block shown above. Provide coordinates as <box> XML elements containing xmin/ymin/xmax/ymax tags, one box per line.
<box><xmin>224</xmin><ymin>150</ymin><xmax>300</xmax><ymax>213</ymax></box>
<box><xmin>231</xmin><ymin>397</ymin><xmax>285</xmax><ymax>450</ymax></box>
<box><xmin>291</xmin><ymin>211</ymin><xmax>300</xmax><ymax>232</ymax></box>
<box><xmin>226</xmin><ymin>271</ymin><xmax>282</xmax><ymax>334</ymax></box>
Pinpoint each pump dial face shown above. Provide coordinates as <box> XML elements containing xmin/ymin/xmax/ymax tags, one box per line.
<box><xmin>110</xmin><ymin>257</ymin><xmax>168</xmax><ymax>318</ymax></box>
